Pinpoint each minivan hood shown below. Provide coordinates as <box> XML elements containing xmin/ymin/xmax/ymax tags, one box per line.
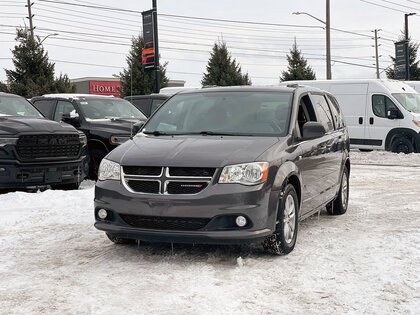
<box><xmin>112</xmin><ymin>134</ymin><xmax>281</xmax><ymax>168</ymax></box>
<box><xmin>87</xmin><ymin>119</ymin><xmax>145</xmax><ymax>135</ymax></box>
<box><xmin>0</xmin><ymin>116</ymin><xmax>78</xmax><ymax>136</ymax></box>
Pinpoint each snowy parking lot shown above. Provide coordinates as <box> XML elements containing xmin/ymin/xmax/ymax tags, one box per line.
<box><xmin>1</xmin><ymin>152</ymin><xmax>419</xmax><ymax>314</ymax></box>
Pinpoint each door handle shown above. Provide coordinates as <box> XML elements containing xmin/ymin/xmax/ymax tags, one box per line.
<box><xmin>359</xmin><ymin>117</ymin><xmax>363</xmax><ymax>124</ymax></box>
<box><xmin>369</xmin><ymin>117</ymin><xmax>374</xmax><ymax>125</ymax></box>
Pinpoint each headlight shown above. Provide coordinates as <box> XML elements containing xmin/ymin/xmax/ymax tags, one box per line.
<box><xmin>0</xmin><ymin>137</ymin><xmax>18</xmax><ymax>147</ymax></box>
<box><xmin>98</xmin><ymin>159</ymin><xmax>121</xmax><ymax>181</ymax></box>
<box><xmin>219</xmin><ymin>162</ymin><xmax>269</xmax><ymax>185</ymax></box>
<box><xmin>79</xmin><ymin>134</ymin><xmax>87</xmax><ymax>146</ymax></box>
<box><xmin>413</xmin><ymin>120</ymin><xmax>420</xmax><ymax>127</ymax></box>
<box><xmin>110</xmin><ymin>135</ymin><xmax>130</xmax><ymax>145</ymax></box>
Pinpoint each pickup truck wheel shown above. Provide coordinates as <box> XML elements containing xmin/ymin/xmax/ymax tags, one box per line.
<box><xmin>327</xmin><ymin>166</ymin><xmax>349</xmax><ymax>215</ymax></box>
<box><xmin>89</xmin><ymin>149</ymin><xmax>107</xmax><ymax>180</ymax></box>
<box><xmin>106</xmin><ymin>233</ymin><xmax>135</xmax><ymax>245</ymax></box>
<box><xmin>391</xmin><ymin>137</ymin><xmax>414</xmax><ymax>154</ymax></box>
<box><xmin>262</xmin><ymin>184</ymin><xmax>298</xmax><ymax>255</ymax></box>
<box><xmin>51</xmin><ymin>183</ymin><xmax>80</xmax><ymax>190</ymax></box>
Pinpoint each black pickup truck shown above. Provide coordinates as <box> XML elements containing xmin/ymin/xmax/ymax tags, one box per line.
<box><xmin>0</xmin><ymin>92</ymin><xmax>88</xmax><ymax>191</ymax></box>
<box><xmin>31</xmin><ymin>94</ymin><xmax>147</xmax><ymax>179</ymax></box>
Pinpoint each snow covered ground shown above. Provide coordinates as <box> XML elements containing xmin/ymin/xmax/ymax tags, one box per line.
<box><xmin>0</xmin><ymin>152</ymin><xmax>419</xmax><ymax>314</ymax></box>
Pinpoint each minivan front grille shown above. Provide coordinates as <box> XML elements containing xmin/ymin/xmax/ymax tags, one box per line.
<box><xmin>17</xmin><ymin>134</ymin><xmax>80</xmax><ymax>160</ymax></box>
<box><xmin>120</xmin><ymin>214</ymin><xmax>211</xmax><ymax>231</ymax></box>
<box><xmin>122</xmin><ymin>166</ymin><xmax>215</xmax><ymax>195</ymax></box>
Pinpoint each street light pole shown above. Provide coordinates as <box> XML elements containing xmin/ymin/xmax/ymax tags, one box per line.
<box><xmin>39</xmin><ymin>33</ymin><xmax>59</xmax><ymax>44</ymax></box>
<box><xmin>326</xmin><ymin>0</ymin><xmax>331</xmax><ymax>80</ymax></box>
<box><xmin>293</xmin><ymin>0</ymin><xmax>332</xmax><ymax>80</ymax></box>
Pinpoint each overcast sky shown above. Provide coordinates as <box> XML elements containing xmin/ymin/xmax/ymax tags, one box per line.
<box><xmin>1</xmin><ymin>0</ymin><xmax>420</xmax><ymax>87</ymax></box>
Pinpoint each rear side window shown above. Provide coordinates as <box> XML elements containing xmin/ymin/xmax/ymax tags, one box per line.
<box><xmin>311</xmin><ymin>94</ymin><xmax>334</xmax><ymax>132</ymax></box>
<box><xmin>54</xmin><ymin>101</ymin><xmax>77</xmax><ymax>121</ymax></box>
<box><xmin>151</xmin><ymin>99</ymin><xmax>166</xmax><ymax>115</ymax></box>
<box><xmin>131</xmin><ymin>99</ymin><xmax>150</xmax><ymax>115</ymax></box>
<box><xmin>326</xmin><ymin>95</ymin><xmax>345</xmax><ymax>129</ymax></box>
<box><xmin>372</xmin><ymin>95</ymin><xmax>398</xmax><ymax>118</ymax></box>
<box><xmin>32</xmin><ymin>99</ymin><xmax>56</xmax><ymax>118</ymax></box>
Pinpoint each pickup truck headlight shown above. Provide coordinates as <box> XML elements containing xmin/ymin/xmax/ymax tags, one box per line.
<box><xmin>79</xmin><ymin>134</ymin><xmax>87</xmax><ymax>146</ymax></box>
<box><xmin>110</xmin><ymin>135</ymin><xmax>130</xmax><ymax>145</ymax></box>
<box><xmin>0</xmin><ymin>137</ymin><xmax>18</xmax><ymax>147</ymax></box>
<box><xmin>98</xmin><ymin>159</ymin><xmax>121</xmax><ymax>181</ymax></box>
<box><xmin>219</xmin><ymin>162</ymin><xmax>269</xmax><ymax>185</ymax></box>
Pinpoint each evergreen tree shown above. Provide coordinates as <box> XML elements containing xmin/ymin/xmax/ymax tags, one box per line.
<box><xmin>54</xmin><ymin>73</ymin><xmax>76</xmax><ymax>93</ymax></box>
<box><xmin>5</xmin><ymin>28</ymin><xmax>75</xmax><ymax>98</ymax></box>
<box><xmin>386</xmin><ymin>37</ymin><xmax>420</xmax><ymax>80</ymax></box>
<box><xmin>119</xmin><ymin>35</ymin><xmax>169</xmax><ymax>97</ymax></box>
<box><xmin>280</xmin><ymin>41</ymin><xmax>316</xmax><ymax>82</ymax></box>
<box><xmin>0</xmin><ymin>81</ymin><xmax>8</xmax><ymax>93</ymax></box>
<box><xmin>202</xmin><ymin>42</ymin><xmax>251</xmax><ymax>86</ymax></box>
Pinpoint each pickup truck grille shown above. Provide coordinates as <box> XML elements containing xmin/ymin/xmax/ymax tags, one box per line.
<box><xmin>17</xmin><ymin>134</ymin><xmax>80</xmax><ymax>160</ymax></box>
<box><xmin>122</xmin><ymin>166</ymin><xmax>215</xmax><ymax>195</ymax></box>
<box><xmin>120</xmin><ymin>214</ymin><xmax>211</xmax><ymax>231</ymax></box>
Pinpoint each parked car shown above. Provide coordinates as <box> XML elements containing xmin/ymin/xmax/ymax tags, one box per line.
<box><xmin>124</xmin><ymin>94</ymin><xmax>168</xmax><ymax>117</ymax></box>
<box><xmin>282</xmin><ymin>79</ymin><xmax>420</xmax><ymax>153</ymax></box>
<box><xmin>0</xmin><ymin>92</ymin><xmax>88</xmax><ymax>191</ymax></box>
<box><xmin>31</xmin><ymin>94</ymin><xmax>147</xmax><ymax>179</ymax></box>
<box><xmin>94</xmin><ymin>86</ymin><xmax>350</xmax><ymax>255</ymax></box>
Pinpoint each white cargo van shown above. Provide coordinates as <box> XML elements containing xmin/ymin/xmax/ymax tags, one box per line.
<box><xmin>405</xmin><ymin>81</ymin><xmax>420</xmax><ymax>93</ymax></box>
<box><xmin>282</xmin><ymin>79</ymin><xmax>420</xmax><ymax>153</ymax></box>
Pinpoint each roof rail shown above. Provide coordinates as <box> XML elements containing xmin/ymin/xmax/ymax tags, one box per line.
<box><xmin>286</xmin><ymin>83</ymin><xmax>303</xmax><ymax>88</ymax></box>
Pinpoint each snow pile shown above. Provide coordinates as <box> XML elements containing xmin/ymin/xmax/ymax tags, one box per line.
<box><xmin>350</xmin><ymin>150</ymin><xmax>420</xmax><ymax>166</ymax></box>
<box><xmin>0</xmin><ymin>156</ymin><xmax>419</xmax><ymax>313</ymax></box>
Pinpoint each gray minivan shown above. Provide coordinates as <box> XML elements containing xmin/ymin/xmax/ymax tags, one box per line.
<box><xmin>94</xmin><ymin>86</ymin><xmax>350</xmax><ymax>255</ymax></box>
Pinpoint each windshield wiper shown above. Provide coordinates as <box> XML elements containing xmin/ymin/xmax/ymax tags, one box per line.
<box><xmin>143</xmin><ymin>130</ymin><xmax>170</xmax><ymax>136</ymax></box>
<box><xmin>196</xmin><ymin>131</ymin><xmax>255</xmax><ymax>136</ymax></box>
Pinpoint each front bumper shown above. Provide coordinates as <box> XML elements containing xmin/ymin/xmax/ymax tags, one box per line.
<box><xmin>0</xmin><ymin>155</ymin><xmax>89</xmax><ymax>189</ymax></box>
<box><xmin>94</xmin><ymin>179</ymin><xmax>280</xmax><ymax>245</ymax></box>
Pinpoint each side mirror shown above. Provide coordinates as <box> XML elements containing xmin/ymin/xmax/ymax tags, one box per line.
<box><xmin>301</xmin><ymin>122</ymin><xmax>326</xmax><ymax>140</ymax></box>
<box><xmin>62</xmin><ymin>113</ymin><xmax>81</xmax><ymax>127</ymax></box>
<box><xmin>387</xmin><ymin>108</ymin><xmax>401</xmax><ymax>120</ymax></box>
<box><xmin>132</xmin><ymin>121</ymin><xmax>145</xmax><ymax>135</ymax></box>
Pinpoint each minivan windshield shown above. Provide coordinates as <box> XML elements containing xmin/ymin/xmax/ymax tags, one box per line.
<box><xmin>0</xmin><ymin>95</ymin><xmax>43</xmax><ymax>117</ymax></box>
<box><xmin>76</xmin><ymin>98</ymin><xmax>146</xmax><ymax>120</ymax></box>
<box><xmin>143</xmin><ymin>91</ymin><xmax>293</xmax><ymax>136</ymax></box>
<box><xmin>392</xmin><ymin>93</ymin><xmax>420</xmax><ymax>113</ymax></box>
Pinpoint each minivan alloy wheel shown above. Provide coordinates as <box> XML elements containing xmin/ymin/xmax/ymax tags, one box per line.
<box><xmin>341</xmin><ymin>172</ymin><xmax>348</xmax><ymax>209</ymax></box>
<box><xmin>283</xmin><ymin>194</ymin><xmax>296</xmax><ymax>244</ymax></box>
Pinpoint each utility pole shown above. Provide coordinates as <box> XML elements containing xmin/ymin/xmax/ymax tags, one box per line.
<box><xmin>326</xmin><ymin>0</ymin><xmax>331</xmax><ymax>80</ymax></box>
<box><xmin>152</xmin><ymin>0</ymin><xmax>160</xmax><ymax>93</ymax></box>
<box><xmin>25</xmin><ymin>0</ymin><xmax>34</xmax><ymax>42</ymax></box>
<box><xmin>374</xmin><ymin>29</ymin><xmax>381</xmax><ymax>79</ymax></box>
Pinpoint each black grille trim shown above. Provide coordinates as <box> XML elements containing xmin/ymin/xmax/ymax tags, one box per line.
<box><xmin>126</xmin><ymin>180</ymin><xmax>160</xmax><ymax>194</ymax></box>
<box><xmin>168</xmin><ymin>167</ymin><xmax>215</xmax><ymax>177</ymax></box>
<box><xmin>166</xmin><ymin>182</ymin><xmax>208</xmax><ymax>194</ymax></box>
<box><xmin>17</xmin><ymin>134</ymin><xmax>80</xmax><ymax>160</ymax></box>
<box><xmin>123</xmin><ymin>166</ymin><xmax>162</xmax><ymax>176</ymax></box>
<box><xmin>120</xmin><ymin>214</ymin><xmax>211</xmax><ymax>231</ymax></box>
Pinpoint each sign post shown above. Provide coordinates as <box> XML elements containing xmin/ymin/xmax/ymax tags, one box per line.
<box><xmin>394</xmin><ymin>40</ymin><xmax>409</xmax><ymax>80</ymax></box>
<box><xmin>142</xmin><ymin>0</ymin><xmax>160</xmax><ymax>93</ymax></box>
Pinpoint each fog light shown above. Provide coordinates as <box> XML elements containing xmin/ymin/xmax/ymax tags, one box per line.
<box><xmin>98</xmin><ymin>209</ymin><xmax>108</xmax><ymax>219</ymax></box>
<box><xmin>235</xmin><ymin>216</ymin><xmax>247</xmax><ymax>227</ymax></box>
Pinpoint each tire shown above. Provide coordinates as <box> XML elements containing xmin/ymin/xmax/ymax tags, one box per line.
<box><xmin>51</xmin><ymin>183</ymin><xmax>80</xmax><ymax>191</ymax></box>
<box><xmin>89</xmin><ymin>149</ymin><xmax>107</xmax><ymax>180</ymax></box>
<box><xmin>391</xmin><ymin>137</ymin><xmax>414</xmax><ymax>154</ymax></box>
<box><xmin>263</xmin><ymin>184</ymin><xmax>299</xmax><ymax>255</ymax></box>
<box><xmin>106</xmin><ymin>233</ymin><xmax>135</xmax><ymax>245</ymax></box>
<box><xmin>327</xmin><ymin>166</ymin><xmax>349</xmax><ymax>215</ymax></box>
